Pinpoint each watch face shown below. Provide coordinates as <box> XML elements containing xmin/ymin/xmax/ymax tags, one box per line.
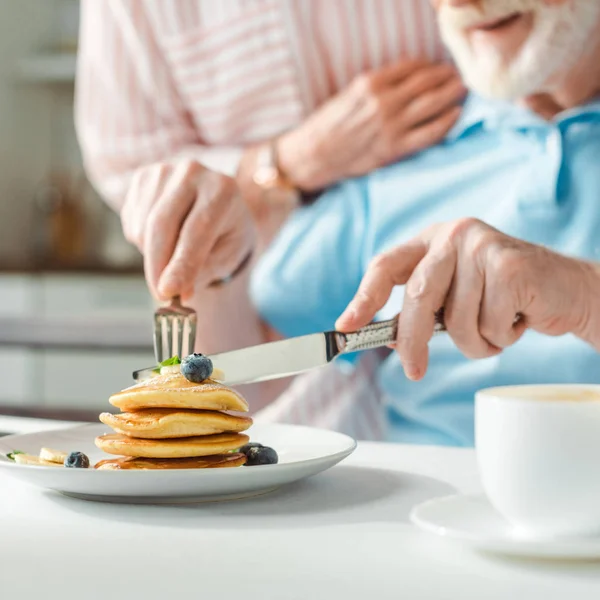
<box><xmin>253</xmin><ymin>143</ymin><xmax>296</xmax><ymax>194</ymax></box>
<box><xmin>253</xmin><ymin>165</ymin><xmax>279</xmax><ymax>188</ymax></box>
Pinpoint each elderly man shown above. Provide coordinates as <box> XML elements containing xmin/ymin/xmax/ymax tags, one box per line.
<box><xmin>250</xmin><ymin>0</ymin><xmax>600</xmax><ymax>446</ymax></box>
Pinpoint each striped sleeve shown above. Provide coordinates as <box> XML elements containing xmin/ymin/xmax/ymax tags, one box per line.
<box><xmin>75</xmin><ymin>0</ymin><xmax>242</xmax><ymax>210</ymax></box>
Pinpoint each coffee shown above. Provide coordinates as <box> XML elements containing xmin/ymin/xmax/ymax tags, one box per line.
<box><xmin>481</xmin><ymin>385</ymin><xmax>600</xmax><ymax>402</ymax></box>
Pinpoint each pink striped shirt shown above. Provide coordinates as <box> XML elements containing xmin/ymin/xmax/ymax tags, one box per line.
<box><xmin>76</xmin><ymin>0</ymin><xmax>446</xmax><ymax>206</ymax></box>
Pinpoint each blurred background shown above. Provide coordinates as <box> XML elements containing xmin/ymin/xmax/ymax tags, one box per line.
<box><xmin>0</xmin><ymin>0</ymin><xmax>154</xmax><ymax>426</ymax></box>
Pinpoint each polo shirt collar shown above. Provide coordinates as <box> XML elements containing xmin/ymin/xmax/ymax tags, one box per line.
<box><xmin>448</xmin><ymin>92</ymin><xmax>600</xmax><ymax>141</ymax></box>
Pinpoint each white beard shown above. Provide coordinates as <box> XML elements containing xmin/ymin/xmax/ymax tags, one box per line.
<box><xmin>438</xmin><ymin>0</ymin><xmax>600</xmax><ymax>100</ymax></box>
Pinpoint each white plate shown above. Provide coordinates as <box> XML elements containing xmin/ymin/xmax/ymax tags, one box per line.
<box><xmin>0</xmin><ymin>423</ymin><xmax>356</xmax><ymax>504</ymax></box>
<box><xmin>410</xmin><ymin>493</ymin><xmax>600</xmax><ymax>559</ymax></box>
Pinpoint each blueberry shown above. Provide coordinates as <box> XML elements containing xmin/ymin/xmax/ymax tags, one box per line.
<box><xmin>64</xmin><ymin>451</ymin><xmax>90</xmax><ymax>469</ymax></box>
<box><xmin>181</xmin><ymin>353</ymin><xmax>213</xmax><ymax>383</ymax></box>
<box><xmin>244</xmin><ymin>446</ymin><xmax>278</xmax><ymax>466</ymax></box>
<box><xmin>239</xmin><ymin>442</ymin><xmax>264</xmax><ymax>456</ymax></box>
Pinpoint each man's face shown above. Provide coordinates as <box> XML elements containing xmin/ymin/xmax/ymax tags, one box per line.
<box><xmin>433</xmin><ymin>0</ymin><xmax>600</xmax><ymax>100</ymax></box>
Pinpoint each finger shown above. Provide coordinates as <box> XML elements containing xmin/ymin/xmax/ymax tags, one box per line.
<box><xmin>198</xmin><ymin>227</ymin><xmax>252</xmax><ymax>288</ymax></box>
<box><xmin>384</xmin><ymin>64</ymin><xmax>459</xmax><ymax>108</ymax></box>
<box><xmin>157</xmin><ymin>176</ymin><xmax>239</xmax><ymax>298</ymax></box>
<box><xmin>444</xmin><ymin>247</ymin><xmax>499</xmax><ymax>359</ymax></box>
<box><xmin>134</xmin><ymin>167</ymin><xmax>171</xmax><ymax>247</ymax></box>
<box><xmin>156</xmin><ymin>191</ymin><xmax>222</xmax><ymax>299</ymax></box>
<box><xmin>479</xmin><ymin>272</ymin><xmax>527</xmax><ymax>350</ymax></box>
<box><xmin>368</xmin><ymin>58</ymin><xmax>437</xmax><ymax>87</ymax></box>
<box><xmin>143</xmin><ymin>180</ymin><xmax>198</xmax><ymax>298</ymax></box>
<box><xmin>120</xmin><ymin>175</ymin><xmax>142</xmax><ymax>245</ymax></box>
<box><xmin>397</xmin><ymin>246</ymin><xmax>456</xmax><ymax>380</ymax></box>
<box><xmin>335</xmin><ymin>239</ymin><xmax>428</xmax><ymax>331</ymax></box>
<box><xmin>122</xmin><ymin>167</ymin><xmax>167</xmax><ymax>248</ymax></box>
<box><xmin>392</xmin><ymin>105</ymin><xmax>461</xmax><ymax>158</ymax></box>
<box><xmin>393</xmin><ymin>76</ymin><xmax>466</xmax><ymax>132</ymax></box>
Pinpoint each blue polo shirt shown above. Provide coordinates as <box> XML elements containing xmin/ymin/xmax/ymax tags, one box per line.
<box><xmin>250</xmin><ymin>93</ymin><xmax>600</xmax><ymax>446</ymax></box>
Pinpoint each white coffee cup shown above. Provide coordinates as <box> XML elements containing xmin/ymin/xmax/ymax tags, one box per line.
<box><xmin>475</xmin><ymin>384</ymin><xmax>600</xmax><ymax>539</ymax></box>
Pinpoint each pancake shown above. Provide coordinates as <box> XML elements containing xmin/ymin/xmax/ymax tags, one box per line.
<box><xmin>94</xmin><ymin>453</ymin><xmax>246</xmax><ymax>470</ymax></box>
<box><xmin>99</xmin><ymin>409</ymin><xmax>253</xmax><ymax>439</ymax></box>
<box><xmin>109</xmin><ymin>373</ymin><xmax>248</xmax><ymax>413</ymax></box>
<box><xmin>95</xmin><ymin>432</ymin><xmax>249</xmax><ymax>458</ymax></box>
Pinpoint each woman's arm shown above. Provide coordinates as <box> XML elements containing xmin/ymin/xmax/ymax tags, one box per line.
<box><xmin>75</xmin><ymin>0</ymin><xmax>244</xmax><ymax>209</ymax></box>
<box><xmin>76</xmin><ymin>2</ymin><xmax>272</xmax><ymax>352</ymax></box>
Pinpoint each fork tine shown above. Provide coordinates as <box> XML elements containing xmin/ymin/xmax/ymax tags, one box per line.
<box><xmin>175</xmin><ymin>317</ymin><xmax>184</xmax><ymax>359</ymax></box>
<box><xmin>187</xmin><ymin>315</ymin><xmax>197</xmax><ymax>356</ymax></box>
<box><xmin>180</xmin><ymin>318</ymin><xmax>188</xmax><ymax>358</ymax></box>
<box><xmin>153</xmin><ymin>315</ymin><xmax>164</xmax><ymax>363</ymax></box>
<box><xmin>165</xmin><ymin>315</ymin><xmax>173</xmax><ymax>359</ymax></box>
<box><xmin>153</xmin><ymin>297</ymin><xmax>197</xmax><ymax>364</ymax></box>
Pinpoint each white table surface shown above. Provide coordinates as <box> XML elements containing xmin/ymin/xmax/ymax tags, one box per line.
<box><xmin>0</xmin><ymin>415</ymin><xmax>80</xmax><ymax>435</ymax></box>
<box><xmin>1</xmin><ymin>433</ymin><xmax>600</xmax><ymax>600</ymax></box>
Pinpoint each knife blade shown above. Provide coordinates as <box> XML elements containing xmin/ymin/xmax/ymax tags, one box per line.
<box><xmin>210</xmin><ymin>330</ymin><xmax>341</xmax><ymax>386</ymax></box>
<box><xmin>133</xmin><ymin>312</ymin><xmax>446</xmax><ymax>385</ymax></box>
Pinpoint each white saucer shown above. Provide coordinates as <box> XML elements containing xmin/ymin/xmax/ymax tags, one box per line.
<box><xmin>0</xmin><ymin>423</ymin><xmax>356</xmax><ymax>504</ymax></box>
<box><xmin>410</xmin><ymin>493</ymin><xmax>600</xmax><ymax>559</ymax></box>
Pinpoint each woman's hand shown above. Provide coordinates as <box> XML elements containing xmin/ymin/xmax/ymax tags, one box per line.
<box><xmin>336</xmin><ymin>219</ymin><xmax>599</xmax><ymax>380</ymax></box>
<box><xmin>121</xmin><ymin>160</ymin><xmax>255</xmax><ymax>300</ymax></box>
<box><xmin>277</xmin><ymin>59</ymin><xmax>466</xmax><ymax>191</ymax></box>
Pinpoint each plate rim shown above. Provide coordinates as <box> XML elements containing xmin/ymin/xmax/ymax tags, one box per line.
<box><xmin>0</xmin><ymin>422</ymin><xmax>357</xmax><ymax>474</ymax></box>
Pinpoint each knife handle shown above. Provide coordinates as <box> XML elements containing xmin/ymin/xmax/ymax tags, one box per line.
<box><xmin>338</xmin><ymin>318</ymin><xmax>397</xmax><ymax>353</ymax></box>
<box><xmin>337</xmin><ymin>309</ymin><xmax>446</xmax><ymax>354</ymax></box>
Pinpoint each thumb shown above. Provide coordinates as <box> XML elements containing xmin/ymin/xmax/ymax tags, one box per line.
<box><xmin>335</xmin><ymin>240</ymin><xmax>427</xmax><ymax>332</ymax></box>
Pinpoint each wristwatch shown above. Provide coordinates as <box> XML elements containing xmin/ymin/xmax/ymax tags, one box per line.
<box><xmin>252</xmin><ymin>140</ymin><xmax>296</xmax><ymax>195</ymax></box>
<box><xmin>252</xmin><ymin>139</ymin><xmax>324</xmax><ymax>205</ymax></box>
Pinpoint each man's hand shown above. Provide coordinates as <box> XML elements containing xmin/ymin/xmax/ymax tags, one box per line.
<box><xmin>121</xmin><ymin>160</ymin><xmax>255</xmax><ymax>300</ymax></box>
<box><xmin>277</xmin><ymin>59</ymin><xmax>466</xmax><ymax>191</ymax></box>
<box><xmin>336</xmin><ymin>219</ymin><xmax>597</xmax><ymax>380</ymax></box>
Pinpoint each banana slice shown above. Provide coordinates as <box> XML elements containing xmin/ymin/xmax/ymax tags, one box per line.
<box><xmin>39</xmin><ymin>447</ymin><xmax>68</xmax><ymax>465</ymax></box>
<box><xmin>211</xmin><ymin>368</ymin><xmax>225</xmax><ymax>382</ymax></box>
<box><xmin>14</xmin><ymin>453</ymin><xmax>62</xmax><ymax>467</ymax></box>
<box><xmin>13</xmin><ymin>453</ymin><xmax>42</xmax><ymax>465</ymax></box>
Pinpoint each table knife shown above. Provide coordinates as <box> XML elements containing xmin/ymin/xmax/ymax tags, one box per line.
<box><xmin>133</xmin><ymin>312</ymin><xmax>446</xmax><ymax>386</ymax></box>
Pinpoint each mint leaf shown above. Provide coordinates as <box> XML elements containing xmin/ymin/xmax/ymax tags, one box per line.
<box><xmin>152</xmin><ymin>355</ymin><xmax>181</xmax><ymax>373</ymax></box>
<box><xmin>6</xmin><ymin>450</ymin><xmax>24</xmax><ymax>461</ymax></box>
<box><xmin>161</xmin><ymin>356</ymin><xmax>181</xmax><ymax>366</ymax></box>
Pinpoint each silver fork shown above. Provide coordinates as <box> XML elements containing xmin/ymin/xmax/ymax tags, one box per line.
<box><xmin>152</xmin><ymin>251</ymin><xmax>254</xmax><ymax>363</ymax></box>
<box><xmin>153</xmin><ymin>295</ymin><xmax>197</xmax><ymax>363</ymax></box>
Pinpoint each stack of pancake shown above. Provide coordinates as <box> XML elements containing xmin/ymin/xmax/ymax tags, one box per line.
<box><xmin>94</xmin><ymin>371</ymin><xmax>252</xmax><ymax>470</ymax></box>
